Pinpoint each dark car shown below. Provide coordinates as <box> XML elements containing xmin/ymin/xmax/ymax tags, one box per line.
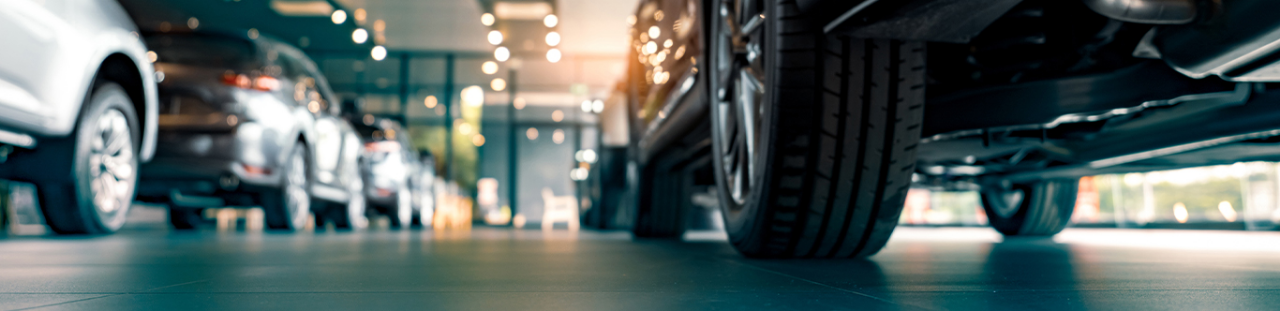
<box><xmin>136</xmin><ymin>32</ymin><xmax>364</xmax><ymax>231</ymax></box>
<box><xmin>352</xmin><ymin>117</ymin><xmax>424</xmax><ymax>228</ymax></box>
<box><xmin>625</xmin><ymin>0</ymin><xmax>1280</xmax><ymax>258</ymax></box>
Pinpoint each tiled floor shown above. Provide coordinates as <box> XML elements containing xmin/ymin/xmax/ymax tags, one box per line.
<box><xmin>3</xmin><ymin>220</ymin><xmax>1280</xmax><ymax>310</ymax></box>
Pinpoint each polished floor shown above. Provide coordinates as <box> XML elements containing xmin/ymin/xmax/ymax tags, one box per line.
<box><xmin>3</xmin><ymin>210</ymin><xmax>1280</xmax><ymax>310</ymax></box>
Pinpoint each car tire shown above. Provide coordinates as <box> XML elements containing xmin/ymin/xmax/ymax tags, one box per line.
<box><xmin>32</xmin><ymin>82</ymin><xmax>139</xmax><ymax>234</ymax></box>
<box><xmin>980</xmin><ymin>179</ymin><xmax>1078</xmax><ymax>236</ymax></box>
<box><xmin>332</xmin><ymin>179</ymin><xmax>368</xmax><ymax>230</ymax></box>
<box><xmin>387</xmin><ymin>185</ymin><xmax>413</xmax><ymax>228</ymax></box>
<box><xmin>262</xmin><ymin>142</ymin><xmax>311</xmax><ymax>231</ymax></box>
<box><xmin>168</xmin><ymin>207</ymin><xmax>203</xmax><ymax>230</ymax></box>
<box><xmin>631</xmin><ymin>149</ymin><xmax>704</xmax><ymax>238</ymax></box>
<box><xmin>707</xmin><ymin>0</ymin><xmax>926</xmax><ymax>258</ymax></box>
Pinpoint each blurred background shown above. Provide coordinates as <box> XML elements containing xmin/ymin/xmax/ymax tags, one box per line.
<box><xmin>4</xmin><ymin>0</ymin><xmax>1280</xmax><ymax>235</ymax></box>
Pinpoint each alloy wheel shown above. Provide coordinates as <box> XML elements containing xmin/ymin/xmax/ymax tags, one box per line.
<box><xmin>348</xmin><ymin>179</ymin><xmax>369</xmax><ymax>229</ymax></box>
<box><xmin>89</xmin><ymin>108</ymin><xmax>136</xmax><ymax>216</ymax></box>
<box><xmin>713</xmin><ymin>0</ymin><xmax>767</xmax><ymax>206</ymax></box>
<box><xmin>286</xmin><ymin>150</ymin><xmax>310</xmax><ymax>229</ymax></box>
<box><xmin>989</xmin><ymin>184</ymin><xmax>1026</xmax><ymax>219</ymax></box>
<box><xmin>396</xmin><ymin>186</ymin><xmax>413</xmax><ymax>226</ymax></box>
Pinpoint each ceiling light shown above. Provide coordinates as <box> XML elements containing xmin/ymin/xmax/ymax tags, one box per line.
<box><xmin>487</xmin><ymin>30</ymin><xmax>504</xmax><ymax>45</ymax></box>
<box><xmin>552</xmin><ymin>129</ymin><xmax>565</xmax><ymax>144</ymax></box>
<box><xmin>354</xmin><ymin>8</ymin><xmax>367</xmax><ymax>24</ymax></box>
<box><xmin>270</xmin><ymin>0</ymin><xmax>334</xmax><ymax>16</ymax></box>
<box><xmin>552</xmin><ymin>110</ymin><xmax>564</xmax><ymax>122</ymax></box>
<box><xmin>581</xmin><ymin>100</ymin><xmax>591</xmax><ymax>112</ymax></box>
<box><xmin>495</xmin><ymin>46</ymin><xmax>510</xmax><ymax>62</ymax></box>
<box><xmin>371</xmin><ymin>46</ymin><xmax>387</xmax><ymax>61</ymax></box>
<box><xmin>481</xmin><ymin>13</ymin><xmax>495</xmax><ymax>26</ymax></box>
<box><xmin>424</xmin><ymin>95</ymin><xmax>438</xmax><ymax>108</ymax></box>
<box><xmin>462</xmin><ymin>85</ymin><xmax>485</xmax><ymax>106</ymax></box>
<box><xmin>491</xmin><ymin>78</ymin><xmax>507</xmax><ymax>91</ymax></box>
<box><xmin>592</xmin><ymin>99</ymin><xmax>604</xmax><ymax>113</ymax></box>
<box><xmin>545</xmin><ymin>32</ymin><xmax>560</xmax><ymax>46</ymax></box>
<box><xmin>352</xmin><ymin>28</ymin><xmax>368</xmax><ymax>44</ymax></box>
<box><xmin>331</xmin><ymin>9</ymin><xmax>347</xmax><ymax>24</ymax></box>
<box><xmin>546</xmin><ymin>48</ymin><xmax>561</xmax><ymax>63</ymax></box>
<box><xmin>544</xmin><ymin>14</ymin><xmax>558</xmax><ymax>27</ymax></box>
<box><xmin>494</xmin><ymin>2</ymin><xmax>552</xmax><ymax>20</ymax></box>
<box><xmin>482</xmin><ymin>61</ymin><xmax>498</xmax><ymax>75</ymax></box>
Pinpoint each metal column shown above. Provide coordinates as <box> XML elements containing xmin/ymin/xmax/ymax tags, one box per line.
<box><xmin>397</xmin><ymin>53</ymin><xmax>410</xmax><ymax>125</ymax></box>
<box><xmin>507</xmin><ymin>69</ymin><xmax>519</xmax><ymax>219</ymax></box>
<box><xmin>442</xmin><ymin>54</ymin><xmax>455</xmax><ymax>181</ymax></box>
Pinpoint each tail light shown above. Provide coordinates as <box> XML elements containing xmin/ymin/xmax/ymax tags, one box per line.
<box><xmin>364</xmin><ymin>141</ymin><xmax>401</xmax><ymax>153</ymax></box>
<box><xmin>221</xmin><ymin>72</ymin><xmax>279</xmax><ymax>91</ymax></box>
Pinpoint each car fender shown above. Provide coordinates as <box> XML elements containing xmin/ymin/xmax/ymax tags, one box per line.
<box><xmin>39</xmin><ymin>0</ymin><xmax>157</xmax><ymax>161</ymax></box>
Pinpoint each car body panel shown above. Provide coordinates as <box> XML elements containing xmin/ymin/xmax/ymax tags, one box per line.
<box><xmin>0</xmin><ymin>0</ymin><xmax>158</xmax><ymax>160</ymax></box>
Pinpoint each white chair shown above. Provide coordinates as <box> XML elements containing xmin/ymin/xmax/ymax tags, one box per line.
<box><xmin>541</xmin><ymin>188</ymin><xmax>580</xmax><ymax>231</ymax></box>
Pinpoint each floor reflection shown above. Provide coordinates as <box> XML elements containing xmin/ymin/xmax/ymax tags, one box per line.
<box><xmin>7</xmin><ymin>222</ymin><xmax>1280</xmax><ymax>309</ymax></box>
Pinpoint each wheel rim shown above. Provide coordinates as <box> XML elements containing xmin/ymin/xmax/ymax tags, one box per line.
<box><xmin>348</xmin><ymin>179</ymin><xmax>368</xmax><ymax>229</ymax></box>
<box><xmin>990</xmin><ymin>187</ymin><xmax>1025</xmax><ymax>219</ymax></box>
<box><xmin>89</xmin><ymin>108</ymin><xmax>136</xmax><ymax>216</ymax></box>
<box><xmin>396</xmin><ymin>187</ymin><xmax>412</xmax><ymax>225</ymax></box>
<box><xmin>713</xmin><ymin>0</ymin><xmax>767</xmax><ymax>207</ymax></box>
<box><xmin>286</xmin><ymin>150</ymin><xmax>310</xmax><ymax>228</ymax></box>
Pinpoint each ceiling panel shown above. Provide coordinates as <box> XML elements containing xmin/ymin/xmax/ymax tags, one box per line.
<box><xmin>336</xmin><ymin>0</ymin><xmax>492</xmax><ymax>52</ymax></box>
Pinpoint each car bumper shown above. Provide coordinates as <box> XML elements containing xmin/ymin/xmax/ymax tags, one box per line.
<box><xmin>138</xmin><ymin>127</ymin><xmax>285</xmax><ymax>206</ymax></box>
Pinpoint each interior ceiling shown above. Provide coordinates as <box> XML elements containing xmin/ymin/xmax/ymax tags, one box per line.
<box><xmin>118</xmin><ymin>0</ymin><xmax>365</xmax><ymax>52</ymax></box>
<box><xmin>333</xmin><ymin>0</ymin><xmax>491</xmax><ymax>52</ymax></box>
<box><xmin>336</xmin><ymin>0</ymin><xmax>637</xmax><ymax>56</ymax></box>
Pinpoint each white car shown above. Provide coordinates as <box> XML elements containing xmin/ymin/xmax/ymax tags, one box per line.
<box><xmin>0</xmin><ymin>0</ymin><xmax>158</xmax><ymax>234</ymax></box>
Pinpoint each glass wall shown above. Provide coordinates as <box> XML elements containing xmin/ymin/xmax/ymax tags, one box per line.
<box><xmin>904</xmin><ymin>162</ymin><xmax>1280</xmax><ymax>230</ymax></box>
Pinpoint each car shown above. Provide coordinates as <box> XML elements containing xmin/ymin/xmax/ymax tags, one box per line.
<box><xmin>0</xmin><ymin>0</ymin><xmax>159</xmax><ymax>234</ymax></box>
<box><xmin>351</xmin><ymin>117</ymin><xmax>423</xmax><ymax>228</ymax></box>
<box><xmin>625</xmin><ymin>0</ymin><xmax>1280</xmax><ymax>258</ymax></box>
<box><xmin>135</xmin><ymin>31</ymin><xmax>364</xmax><ymax>231</ymax></box>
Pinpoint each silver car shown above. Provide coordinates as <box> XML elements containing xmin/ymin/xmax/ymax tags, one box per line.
<box><xmin>0</xmin><ymin>0</ymin><xmax>158</xmax><ymax>234</ymax></box>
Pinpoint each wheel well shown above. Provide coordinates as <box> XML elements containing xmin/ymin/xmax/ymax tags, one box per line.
<box><xmin>96</xmin><ymin>53</ymin><xmax>147</xmax><ymax>140</ymax></box>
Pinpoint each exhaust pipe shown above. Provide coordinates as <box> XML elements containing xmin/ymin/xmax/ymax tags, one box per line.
<box><xmin>1083</xmin><ymin>0</ymin><xmax>1197</xmax><ymax>24</ymax></box>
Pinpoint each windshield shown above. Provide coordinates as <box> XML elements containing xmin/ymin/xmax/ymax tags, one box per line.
<box><xmin>145</xmin><ymin>35</ymin><xmax>257</xmax><ymax>70</ymax></box>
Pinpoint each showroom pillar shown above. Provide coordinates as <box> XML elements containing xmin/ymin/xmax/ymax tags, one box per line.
<box><xmin>443</xmin><ymin>54</ymin><xmax>455</xmax><ymax>181</ymax></box>
<box><xmin>507</xmin><ymin>68</ymin><xmax>519</xmax><ymax>218</ymax></box>
<box><xmin>397</xmin><ymin>52</ymin><xmax>410</xmax><ymax>125</ymax></box>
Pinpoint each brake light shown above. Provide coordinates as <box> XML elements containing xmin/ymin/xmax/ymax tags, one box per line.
<box><xmin>364</xmin><ymin>141</ymin><xmax>401</xmax><ymax>153</ymax></box>
<box><xmin>253</xmin><ymin>76</ymin><xmax>280</xmax><ymax>91</ymax></box>
<box><xmin>222</xmin><ymin>72</ymin><xmax>251</xmax><ymax>89</ymax></box>
<box><xmin>221</xmin><ymin>72</ymin><xmax>279</xmax><ymax>91</ymax></box>
<box><xmin>242</xmin><ymin>164</ymin><xmax>271</xmax><ymax>176</ymax></box>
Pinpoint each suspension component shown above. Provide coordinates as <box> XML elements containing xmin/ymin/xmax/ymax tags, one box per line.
<box><xmin>1083</xmin><ymin>0</ymin><xmax>1197</xmax><ymax>24</ymax></box>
